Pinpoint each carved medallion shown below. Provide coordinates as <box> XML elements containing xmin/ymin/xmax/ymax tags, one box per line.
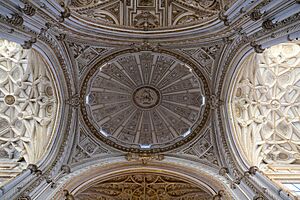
<box><xmin>133</xmin><ymin>86</ymin><xmax>160</xmax><ymax>109</ymax></box>
<box><xmin>4</xmin><ymin>95</ymin><xmax>15</xmax><ymax>105</ymax></box>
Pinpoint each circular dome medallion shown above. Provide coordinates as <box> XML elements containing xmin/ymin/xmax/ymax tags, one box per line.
<box><xmin>82</xmin><ymin>50</ymin><xmax>209</xmax><ymax>152</ymax></box>
<box><xmin>4</xmin><ymin>95</ymin><xmax>15</xmax><ymax>105</ymax></box>
<box><xmin>133</xmin><ymin>86</ymin><xmax>160</xmax><ymax>109</ymax></box>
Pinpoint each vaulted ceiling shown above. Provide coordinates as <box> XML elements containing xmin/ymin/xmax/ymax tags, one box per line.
<box><xmin>0</xmin><ymin>0</ymin><xmax>299</xmax><ymax>200</ymax></box>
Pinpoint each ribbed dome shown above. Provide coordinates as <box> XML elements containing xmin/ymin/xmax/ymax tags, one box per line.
<box><xmin>83</xmin><ymin>51</ymin><xmax>208</xmax><ymax>151</ymax></box>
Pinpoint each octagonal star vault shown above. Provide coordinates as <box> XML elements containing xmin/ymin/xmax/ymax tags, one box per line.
<box><xmin>82</xmin><ymin>51</ymin><xmax>208</xmax><ymax>152</ymax></box>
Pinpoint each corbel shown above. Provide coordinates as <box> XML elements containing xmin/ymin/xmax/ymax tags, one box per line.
<box><xmin>219</xmin><ymin>167</ymin><xmax>229</xmax><ymax>176</ymax></box>
<box><xmin>21</xmin><ymin>3</ymin><xmax>36</xmax><ymax>16</ymax></box>
<box><xmin>27</xmin><ymin>164</ymin><xmax>42</xmax><ymax>175</ymax></box>
<box><xmin>7</xmin><ymin>13</ymin><xmax>24</xmax><ymax>26</ymax></box>
<box><xmin>262</xmin><ymin>19</ymin><xmax>275</xmax><ymax>30</ymax></box>
<box><xmin>56</xmin><ymin>33</ymin><xmax>66</xmax><ymax>41</ymax></box>
<box><xmin>21</xmin><ymin>37</ymin><xmax>37</xmax><ymax>49</ymax></box>
<box><xmin>63</xmin><ymin>190</ymin><xmax>75</xmax><ymax>200</ymax></box>
<box><xmin>222</xmin><ymin>37</ymin><xmax>233</xmax><ymax>44</ymax></box>
<box><xmin>218</xmin><ymin>10</ymin><xmax>229</xmax><ymax>26</ymax></box>
<box><xmin>230</xmin><ymin>166</ymin><xmax>259</xmax><ymax>189</ymax></box>
<box><xmin>212</xmin><ymin>190</ymin><xmax>225</xmax><ymax>200</ymax></box>
<box><xmin>39</xmin><ymin>22</ymin><xmax>51</xmax><ymax>35</ymax></box>
<box><xmin>250</xmin><ymin>41</ymin><xmax>265</xmax><ymax>53</ymax></box>
<box><xmin>61</xmin><ymin>164</ymin><xmax>71</xmax><ymax>174</ymax></box>
<box><xmin>59</xmin><ymin>2</ymin><xmax>71</xmax><ymax>23</ymax></box>
<box><xmin>46</xmin><ymin>177</ymin><xmax>56</xmax><ymax>188</ymax></box>
<box><xmin>250</xmin><ymin>10</ymin><xmax>263</xmax><ymax>21</ymax></box>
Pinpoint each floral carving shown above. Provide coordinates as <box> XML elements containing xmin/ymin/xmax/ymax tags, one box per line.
<box><xmin>75</xmin><ymin>173</ymin><xmax>212</xmax><ymax>199</ymax></box>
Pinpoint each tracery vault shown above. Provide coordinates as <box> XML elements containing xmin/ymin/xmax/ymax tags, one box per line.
<box><xmin>0</xmin><ymin>39</ymin><xmax>58</xmax><ymax>186</ymax></box>
<box><xmin>231</xmin><ymin>42</ymin><xmax>300</xmax><ymax>168</ymax></box>
<box><xmin>229</xmin><ymin>42</ymin><xmax>300</xmax><ymax>196</ymax></box>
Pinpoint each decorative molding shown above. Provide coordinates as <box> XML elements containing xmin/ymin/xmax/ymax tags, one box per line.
<box><xmin>125</xmin><ymin>153</ymin><xmax>164</xmax><ymax>165</ymax></box>
<box><xmin>21</xmin><ymin>3</ymin><xmax>36</xmax><ymax>16</ymax></box>
<box><xmin>262</xmin><ymin>19</ymin><xmax>275</xmax><ymax>30</ymax></box>
<box><xmin>59</xmin><ymin>2</ymin><xmax>71</xmax><ymax>22</ymax></box>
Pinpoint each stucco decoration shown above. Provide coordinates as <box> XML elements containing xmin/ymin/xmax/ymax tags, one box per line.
<box><xmin>70</xmin><ymin>0</ymin><xmax>225</xmax><ymax>30</ymax></box>
<box><xmin>70</xmin><ymin>128</ymin><xmax>111</xmax><ymax>165</ymax></box>
<box><xmin>83</xmin><ymin>51</ymin><xmax>208</xmax><ymax>152</ymax></box>
<box><xmin>230</xmin><ymin>42</ymin><xmax>300</xmax><ymax>171</ymax></box>
<box><xmin>183</xmin><ymin>128</ymin><xmax>219</xmax><ymax>167</ymax></box>
<box><xmin>75</xmin><ymin>173</ymin><xmax>212</xmax><ymax>200</ymax></box>
<box><xmin>0</xmin><ymin>39</ymin><xmax>58</xmax><ymax>185</ymax></box>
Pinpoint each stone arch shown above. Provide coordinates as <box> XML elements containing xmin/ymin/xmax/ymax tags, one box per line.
<box><xmin>48</xmin><ymin>157</ymin><xmax>234</xmax><ymax>199</ymax></box>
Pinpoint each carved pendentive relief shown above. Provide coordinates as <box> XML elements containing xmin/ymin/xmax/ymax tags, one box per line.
<box><xmin>70</xmin><ymin>129</ymin><xmax>110</xmax><ymax>164</ymax></box>
<box><xmin>0</xmin><ymin>39</ymin><xmax>58</xmax><ymax>185</ymax></box>
<box><xmin>180</xmin><ymin>44</ymin><xmax>223</xmax><ymax>76</ymax></box>
<box><xmin>183</xmin><ymin>129</ymin><xmax>219</xmax><ymax>167</ymax></box>
<box><xmin>68</xmin><ymin>43</ymin><xmax>112</xmax><ymax>74</ymax></box>
<box><xmin>82</xmin><ymin>51</ymin><xmax>209</xmax><ymax>152</ymax></box>
<box><xmin>70</xmin><ymin>0</ymin><xmax>226</xmax><ymax>30</ymax></box>
<box><xmin>75</xmin><ymin>173</ymin><xmax>212</xmax><ymax>200</ymax></box>
<box><xmin>230</xmin><ymin>42</ymin><xmax>300</xmax><ymax>171</ymax></box>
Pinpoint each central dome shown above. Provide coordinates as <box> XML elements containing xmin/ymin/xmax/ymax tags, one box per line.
<box><xmin>82</xmin><ymin>51</ymin><xmax>208</xmax><ymax>152</ymax></box>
